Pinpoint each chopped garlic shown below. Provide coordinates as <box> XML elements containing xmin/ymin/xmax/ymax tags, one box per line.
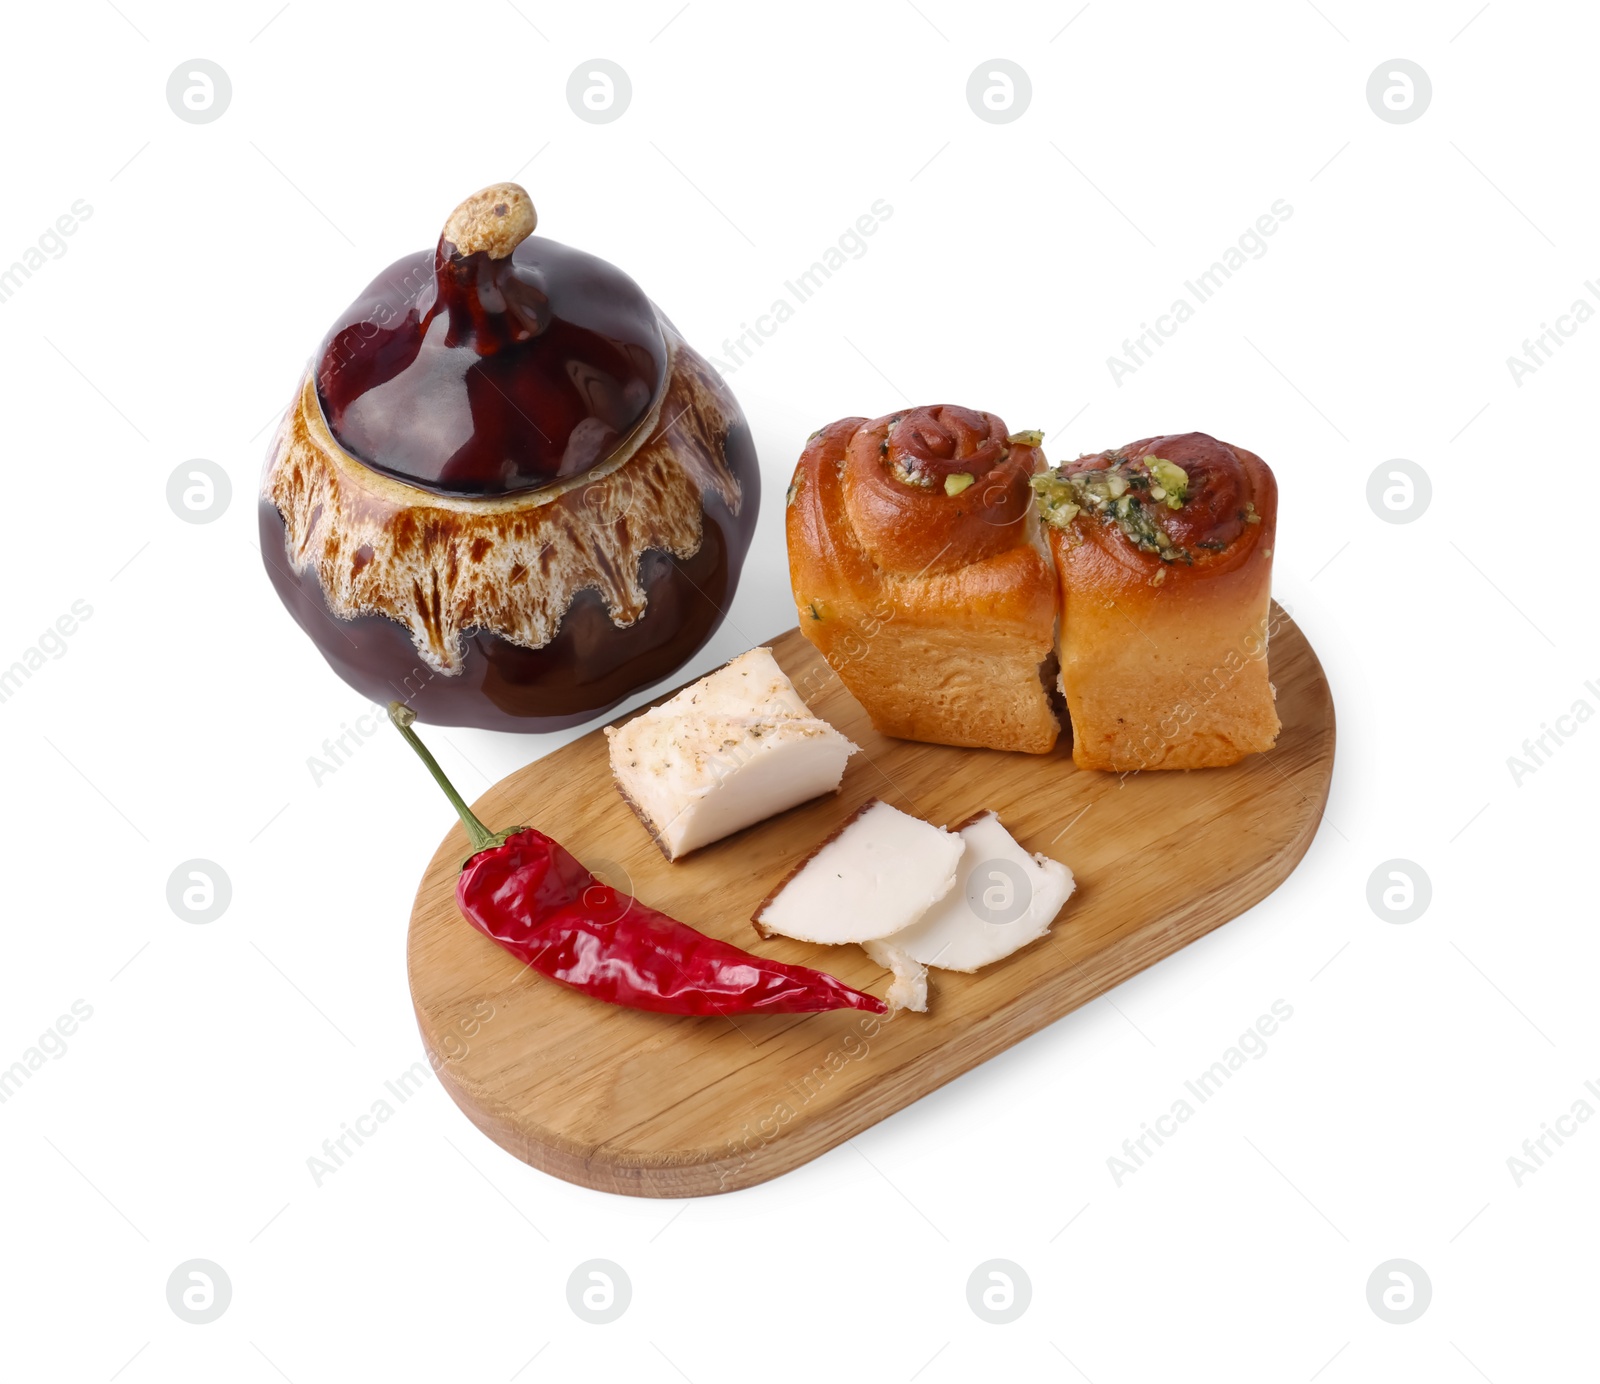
<box><xmin>1144</xmin><ymin>456</ymin><xmax>1189</xmax><ymax>508</ymax></box>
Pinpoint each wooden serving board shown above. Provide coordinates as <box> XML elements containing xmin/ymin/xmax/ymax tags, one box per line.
<box><xmin>407</xmin><ymin>602</ymin><xmax>1334</xmax><ymax>1197</ymax></box>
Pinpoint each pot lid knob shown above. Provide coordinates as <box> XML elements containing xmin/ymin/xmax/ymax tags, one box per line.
<box><xmin>441</xmin><ymin>183</ymin><xmax>537</xmax><ymax>260</ymax></box>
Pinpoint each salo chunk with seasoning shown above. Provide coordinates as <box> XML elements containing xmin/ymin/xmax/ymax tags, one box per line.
<box><xmin>606</xmin><ymin>648</ymin><xmax>858</xmax><ymax>861</ymax></box>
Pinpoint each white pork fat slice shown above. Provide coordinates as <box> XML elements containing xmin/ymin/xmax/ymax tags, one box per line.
<box><xmin>861</xmin><ymin>939</ymin><xmax>929</xmax><ymax>1013</ymax></box>
<box><xmin>753</xmin><ymin>798</ymin><xmax>964</xmax><ymax>945</ymax></box>
<box><xmin>886</xmin><ymin>811</ymin><xmax>1074</xmax><ymax>971</ymax></box>
<box><xmin>605</xmin><ymin>647</ymin><xmax>857</xmax><ymax>861</ymax></box>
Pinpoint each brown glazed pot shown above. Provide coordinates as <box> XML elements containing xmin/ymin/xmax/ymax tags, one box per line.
<box><xmin>259</xmin><ymin>182</ymin><xmax>758</xmax><ymax>730</ymax></box>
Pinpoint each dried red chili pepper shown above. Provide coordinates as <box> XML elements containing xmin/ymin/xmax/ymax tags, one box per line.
<box><xmin>389</xmin><ymin>704</ymin><xmax>886</xmax><ymax>1017</ymax></box>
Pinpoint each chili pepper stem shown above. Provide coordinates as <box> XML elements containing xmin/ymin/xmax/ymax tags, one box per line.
<box><xmin>388</xmin><ymin>702</ymin><xmax>525</xmax><ymax>859</ymax></box>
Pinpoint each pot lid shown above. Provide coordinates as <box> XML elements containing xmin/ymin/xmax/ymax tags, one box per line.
<box><xmin>314</xmin><ymin>183</ymin><xmax>667</xmax><ymax>498</ymax></box>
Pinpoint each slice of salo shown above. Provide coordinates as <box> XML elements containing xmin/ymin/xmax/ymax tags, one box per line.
<box><xmin>861</xmin><ymin>939</ymin><xmax>929</xmax><ymax>1013</ymax></box>
<box><xmin>886</xmin><ymin>811</ymin><xmax>1074</xmax><ymax>972</ymax></box>
<box><xmin>752</xmin><ymin>798</ymin><xmax>963</xmax><ymax>945</ymax></box>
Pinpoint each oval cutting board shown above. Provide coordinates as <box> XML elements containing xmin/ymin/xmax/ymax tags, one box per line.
<box><xmin>407</xmin><ymin>602</ymin><xmax>1334</xmax><ymax>1197</ymax></box>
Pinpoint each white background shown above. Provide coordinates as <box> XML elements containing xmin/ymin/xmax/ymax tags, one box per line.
<box><xmin>1</xmin><ymin>0</ymin><xmax>1594</xmax><ymax>1379</ymax></box>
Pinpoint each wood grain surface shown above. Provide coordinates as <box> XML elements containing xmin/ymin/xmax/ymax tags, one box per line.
<box><xmin>406</xmin><ymin>602</ymin><xmax>1335</xmax><ymax>1197</ymax></box>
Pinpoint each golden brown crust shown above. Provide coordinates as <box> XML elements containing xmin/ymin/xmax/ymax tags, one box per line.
<box><xmin>1057</xmin><ymin>432</ymin><xmax>1275</xmax><ymax>588</ymax></box>
<box><xmin>1048</xmin><ymin>433</ymin><xmax>1280</xmax><ymax>770</ymax></box>
<box><xmin>786</xmin><ymin>408</ymin><xmax>1060</xmax><ymax>755</ymax></box>
<box><xmin>262</xmin><ymin>327</ymin><xmax>742</xmax><ymax>676</ymax></box>
<box><xmin>841</xmin><ymin>407</ymin><xmax>1041</xmax><ymax>575</ymax></box>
